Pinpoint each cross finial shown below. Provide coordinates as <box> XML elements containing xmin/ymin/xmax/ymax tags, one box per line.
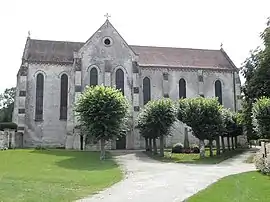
<box><xmin>220</xmin><ymin>42</ymin><xmax>223</xmax><ymax>49</ymax></box>
<box><xmin>104</xmin><ymin>13</ymin><xmax>111</xmax><ymax>20</ymax></box>
<box><xmin>28</xmin><ymin>30</ymin><xmax>31</xmax><ymax>38</ymax></box>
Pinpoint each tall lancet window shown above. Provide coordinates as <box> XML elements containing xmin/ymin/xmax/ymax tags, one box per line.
<box><xmin>115</xmin><ymin>69</ymin><xmax>124</xmax><ymax>95</ymax></box>
<box><xmin>215</xmin><ymin>80</ymin><xmax>222</xmax><ymax>104</ymax></box>
<box><xmin>179</xmin><ymin>78</ymin><xmax>186</xmax><ymax>99</ymax></box>
<box><xmin>90</xmin><ymin>67</ymin><xmax>98</xmax><ymax>86</ymax></box>
<box><xmin>35</xmin><ymin>73</ymin><xmax>44</xmax><ymax>121</ymax></box>
<box><xmin>60</xmin><ymin>74</ymin><xmax>68</xmax><ymax>120</ymax></box>
<box><xmin>143</xmin><ymin>77</ymin><xmax>151</xmax><ymax>105</ymax></box>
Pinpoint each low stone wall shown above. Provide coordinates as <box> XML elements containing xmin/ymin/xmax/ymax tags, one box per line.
<box><xmin>0</xmin><ymin>129</ymin><xmax>16</xmax><ymax>149</ymax></box>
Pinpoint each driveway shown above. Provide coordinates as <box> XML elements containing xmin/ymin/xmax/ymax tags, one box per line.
<box><xmin>78</xmin><ymin>150</ymin><xmax>256</xmax><ymax>202</ymax></box>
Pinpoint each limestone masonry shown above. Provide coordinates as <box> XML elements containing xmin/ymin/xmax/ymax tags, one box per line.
<box><xmin>12</xmin><ymin>19</ymin><xmax>242</xmax><ymax>150</ymax></box>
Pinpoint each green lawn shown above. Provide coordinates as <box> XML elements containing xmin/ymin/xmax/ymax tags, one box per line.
<box><xmin>0</xmin><ymin>149</ymin><xmax>122</xmax><ymax>202</ymax></box>
<box><xmin>146</xmin><ymin>148</ymin><xmax>247</xmax><ymax>164</ymax></box>
<box><xmin>187</xmin><ymin>171</ymin><xmax>270</xmax><ymax>202</ymax></box>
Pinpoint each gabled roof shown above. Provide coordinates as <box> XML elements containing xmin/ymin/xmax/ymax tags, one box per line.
<box><xmin>23</xmin><ymin>38</ymin><xmax>237</xmax><ymax>70</ymax></box>
<box><xmin>25</xmin><ymin>39</ymin><xmax>84</xmax><ymax>64</ymax></box>
<box><xmin>131</xmin><ymin>45</ymin><xmax>236</xmax><ymax>70</ymax></box>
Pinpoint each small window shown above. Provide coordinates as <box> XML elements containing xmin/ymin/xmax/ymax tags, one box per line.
<box><xmin>60</xmin><ymin>74</ymin><xmax>68</xmax><ymax>120</ymax></box>
<box><xmin>103</xmin><ymin>37</ymin><xmax>113</xmax><ymax>46</ymax></box>
<box><xmin>179</xmin><ymin>78</ymin><xmax>186</xmax><ymax>99</ymax></box>
<box><xmin>90</xmin><ymin>67</ymin><xmax>98</xmax><ymax>86</ymax></box>
<box><xmin>198</xmin><ymin>75</ymin><xmax>203</xmax><ymax>82</ymax></box>
<box><xmin>35</xmin><ymin>73</ymin><xmax>44</xmax><ymax>121</ymax></box>
<box><xmin>143</xmin><ymin>77</ymin><xmax>151</xmax><ymax>105</ymax></box>
<box><xmin>215</xmin><ymin>80</ymin><xmax>222</xmax><ymax>104</ymax></box>
<box><xmin>116</xmin><ymin>69</ymin><xmax>124</xmax><ymax>95</ymax></box>
<box><xmin>104</xmin><ymin>38</ymin><xmax>111</xmax><ymax>45</ymax></box>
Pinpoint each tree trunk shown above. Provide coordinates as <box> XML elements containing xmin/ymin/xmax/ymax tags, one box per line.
<box><xmin>209</xmin><ymin>139</ymin><xmax>213</xmax><ymax>157</ymax></box>
<box><xmin>149</xmin><ymin>138</ymin><xmax>153</xmax><ymax>153</ymax></box>
<box><xmin>160</xmin><ymin>135</ymin><xmax>164</xmax><ymax>157</ymax></box>
<box><xmin>227</xmin><ymin>136</ymin><xmax>231</xmax><ymax>151</ymax></box>
<box><xmin>234</xmin><ymin>136</ymin><xmax>238</xmax><ymax>148</ymax></box>
<box><xmin>145</xmin><ymin>138</ymin><xmax>149</xmax><ymax>152</ymax></box>
<box><xmin>221</xmin><ymin>136</ymin><xmax>225</xmax><ymax>153</ymax></box>
<box><xmin>100</xmin><ymin>139</ymin><xmax>106</xmax><ymax>160</ymax></box>
<box><xmin>231</xmin><ymin>136</ymin><xmax>235</xmax><ymax>150</ymax></box>
<box><xmin>80</xmin><ymin>135</ymin><xmax>84</xmax><ymax>150</ymax></box>
<box><xmin>153</xmin><ymin>138</ymin><xmax>158</xmax><ymax>155</ymax></box>
<box><xmin>184</xmin><ymin>127</ymin><xmax>189</xmax><ymax>149</ymax></box>
<box><xmin>216</xmin><ymin>136</ymin><xmax>221</xmax><ymax>155</ymax></box>
<box><xmin>199</xmin><ymin>139</ymin><xmax>205</xmax><ymax>158</ymax></box>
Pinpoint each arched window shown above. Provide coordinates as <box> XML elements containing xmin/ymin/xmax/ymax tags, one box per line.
<box><xmin>60</xmin><ymin>74</ymin><xmax>68</xmax><ymax>120</ymax></box>
<box><xmin>35</xmin><ymin>73</ymin><xmax>44</xmax><ymax>120</ymax></box>
<box><xmin>143</xmin><ymin>77</ymin><xmax>151</xmax><ymax>105</ymax></box>
<box><xmin>90</xmin><ymin>67</ymin><xmax>98</xmax><ymax>86</ymax></box>
<box><xmin>179</xmin><ymin>78</ymin><xmax>186</xmax><ymax>99</ymax></box>
<box><xmin>215</xmin><ymin>80</ymin><xmax>222</xmax><ymax>104</ymax></box>
<box><xmin>116</xmin><ymin>69</ymin><xmax>124</xmax><ymax>95</ymax></box>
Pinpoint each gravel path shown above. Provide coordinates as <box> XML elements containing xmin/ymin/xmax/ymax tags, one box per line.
<box><xmin>78</xmin><ymin>150</ymin><xmax>255</xmax><ymax>202</ymax></box>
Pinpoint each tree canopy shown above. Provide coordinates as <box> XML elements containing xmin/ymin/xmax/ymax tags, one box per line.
<box><xmin>0</xmin><ymin>87</ymin><xmax>16</xmax><ymax>122</ymax></box>
<box><xmin>137</xmin><ymin>98</ymin><xmax>176</xmax><ymax>156</ymax></box>
<box><xmin>240</xmin><ymin>17</ymin><xmax>270</xmax><ymax>141</ymax></box>
<box><xmin>75</xmin><ymin>85</ymin><xmax>129</xmax><ymax>159</ymax></box>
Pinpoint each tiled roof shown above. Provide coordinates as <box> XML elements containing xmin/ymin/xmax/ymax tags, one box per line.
<box><xmin>24</xmin><ymin>38</ymin><xmax>236</xmax><ymax>70</ymax></box>
<box><xmin>26</xmin><ymin>39</ymin><xmax>84</xmax><ymax>63</ymax></box>
<box><xmin>131</xmin><ymin>45</ymin><xmax>236</xmax><ymax>70</ymax></box>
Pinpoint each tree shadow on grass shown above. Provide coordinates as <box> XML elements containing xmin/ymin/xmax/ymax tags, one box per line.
<box><xmin>30</xmin><ymin>149</ymin><xmax>118</xmax><ymax>171</ymax></box>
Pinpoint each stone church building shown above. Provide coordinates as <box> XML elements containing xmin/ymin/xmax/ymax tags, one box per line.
<box><xmin>12</xmin><ymin>19</ymin><xmax>242</xmax><ymax>149</ymax></box>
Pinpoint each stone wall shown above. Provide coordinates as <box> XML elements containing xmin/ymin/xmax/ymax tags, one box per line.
<box><xmin>0</xmin><ymin>129</ymin><xmax>17</xmax><ymax>149</ymax></box>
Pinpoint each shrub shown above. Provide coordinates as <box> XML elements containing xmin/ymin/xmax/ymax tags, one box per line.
<box><xmin>191</xmin><ymin>144</ymin><xmax>200</xmax><ymax>154</ymax></box>
<box><xmin>34</xmin><ymin>145</ymin><xmax>47</xmax><ymax>150</ymax></box>
<box><xmin>252</xmin><ymin>97</ymin><xmax>270</xmax><ymax>139</ymax></box>
<box><xmin>254</xmin><ymin>153</ymin><xmax>270</xmax><ymax>175</ymax></box>
<box><xmin>172</xmin><ymin>143</ymin><xmax>184</xmax><ymax>153</ymax></box>
<box><xmin>0</xmin><ymin>122</ymin><xmax>17</xmax><ymax>131</ymax></box>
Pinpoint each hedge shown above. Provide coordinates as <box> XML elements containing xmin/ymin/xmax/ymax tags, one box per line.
<box><xmin>0</xmin><ymin>122</ymin><xmax>18</xmax><ymax>131</ymax></box>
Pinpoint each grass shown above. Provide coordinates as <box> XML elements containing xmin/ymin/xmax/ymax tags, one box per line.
<box><xmin>0</xmin><ymin>149</ymin><xmax>122</xmax><ymax>202</ymax></box>
<box><xmin>146</xmin><ymin>148</ymin><xmax>247</xmax><ymax>164</ymax></box>
<box><xmin>187</xmin><ymin>171</ymin><xmax>270</xmax><ymax>202</ymax></box>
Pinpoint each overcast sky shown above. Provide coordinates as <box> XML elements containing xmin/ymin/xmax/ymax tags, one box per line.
<box><xmin>0</xmin><ymin>0</ymin><xmax>269</xmax><ymax>93</ymax></box>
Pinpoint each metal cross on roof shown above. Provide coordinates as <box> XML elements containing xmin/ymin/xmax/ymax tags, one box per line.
<box><xmin>220</xmin><ymin>42</ymin><xmax>223</xmax><ymax>49</ymax></box>
<box><xmin>104</xmin><ymin>13</ymin><xmax>111</xmax><ymax>20</ymax></box>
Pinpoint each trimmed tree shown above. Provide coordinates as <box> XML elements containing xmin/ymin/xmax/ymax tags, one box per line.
<box><xmin>137</xmin><ymin>98</ymin><xmax>176</xmax><ymax>157</ymax></box>
<box><xmin>177</xmin><ymin>97</ymin><xmax>223</xmax><ymax>158</ymax></box>
<box><xmin>75</xmin><ymin>85</ymin><xmax>129</xmax><ymax>160</ymax></box>
<box><xmin>252</xmin><ymin>97</ymin><xmax>270</xmax><ymax>139</ymax></box>
<box><xmin>221</xmin><ymin>108</ymin><xmax>234</xmax><ymax>151</ymax></box>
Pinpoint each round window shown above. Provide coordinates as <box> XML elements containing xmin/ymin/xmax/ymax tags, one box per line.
<box><xmin>103</xmin><ymin>37</ymin><xmax>113</xmax><ymax>46</ymax></box>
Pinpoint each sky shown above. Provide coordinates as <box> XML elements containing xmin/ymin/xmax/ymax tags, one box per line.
<box><xmin>0</xmin><ymin>0</ymin><xmax>269</xmax><ymax>94</ymax></box>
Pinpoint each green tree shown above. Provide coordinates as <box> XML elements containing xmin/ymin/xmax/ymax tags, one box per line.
<box><xmin>177</xmin><ymin>97</ymin><xmax>222</xmax><ymax>157</ymax></box>
<box><xmin>0</xmin><ymin>87</ymin><xmax>16</xmax><ymax>122</ymax></box>
<box><xmin>240</xmin><ymin>17</ymin><xmax>270</xmax><ymax>142</ymax></box>
<box><xmin>75</xmin><ymin>86</ymin><xmax>129</xmax><ymax>160</ymax></box>
<box><xmin>252</xmin><ymin>97</ymin><xmax>270</xmax><ymax>139</ymax></box>
<box><xmin>137</xmin><ymin>99</ymin><xmax>176</xmax><ymax>157</ymax></box>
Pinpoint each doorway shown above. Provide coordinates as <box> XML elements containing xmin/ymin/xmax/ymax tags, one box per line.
<box><xmin>116</xmin><ymin>135</ymin><xmax>126</xmax><ymax>149</ymax></box>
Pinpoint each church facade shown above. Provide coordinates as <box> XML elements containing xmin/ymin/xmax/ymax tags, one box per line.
<box><xmin>12</xmin><ymin>19</ymin><xmax>242</xmax><ymax>149</ymax></box>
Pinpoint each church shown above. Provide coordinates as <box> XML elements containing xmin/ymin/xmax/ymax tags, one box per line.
<box><xmin>12</xmin><ymin>18</ymin><xmax>242</xmax><ymax>150</ymax></box>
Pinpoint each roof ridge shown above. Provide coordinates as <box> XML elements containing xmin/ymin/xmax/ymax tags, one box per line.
<box><xmin>29</xmin><ymin>38</ymin><xmax>84</xmax><ymax>44</ymax></box>
<box><xmin>130</xmin><ymin>45</ymin><xmax>220</xmax><ymax>52</ymax></box>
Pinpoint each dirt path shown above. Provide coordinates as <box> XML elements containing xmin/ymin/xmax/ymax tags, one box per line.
<box><xmin>78</xmin><ymin>151</ymin><xmax>255</xmax><ymax>202</ymax></box>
